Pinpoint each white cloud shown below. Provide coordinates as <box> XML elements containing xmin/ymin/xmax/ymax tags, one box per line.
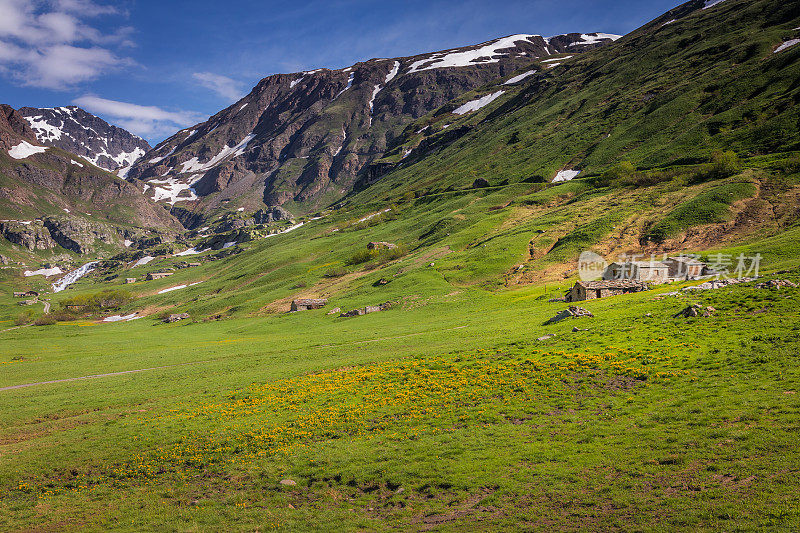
<box><xmin>73</xmin><ymin>95</ymin><xmax>204</xmax><ymax>139</ymax></box>
<box><xmin>192</xmin><ymin>71</ymin><xmax>244</xmax><ymax>101</ymax></box>
<box><xmin>0</xmin><ymin>0</ymin><xmax>132</xmax><ymax>89</ymax></box>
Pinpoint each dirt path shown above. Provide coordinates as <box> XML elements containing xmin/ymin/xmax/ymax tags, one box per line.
<box><xmin>0</xmin><ymin>360</ymin><xmax>211</xmax><ymax>392</ymax></box>
<box><xmin>42</xmin><ymin>300</ymin><xmax>50</xmax><ymax>314</ymax></box>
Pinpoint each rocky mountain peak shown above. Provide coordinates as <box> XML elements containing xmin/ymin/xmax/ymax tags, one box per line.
<box><xmin>18</xmin><ymin>106</ymin><xmax>151</xmax><ymax>173</ymax></box>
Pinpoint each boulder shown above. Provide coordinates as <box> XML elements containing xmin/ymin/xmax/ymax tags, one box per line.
<box><xmin>544</xmin><ymin>306</ymin><xmax>594</xmax><ymax>325</ymax></box>
<box><xmin>164</xmin><ymin>313</ymin><xmax>190</xmax><ymax>323</ymax></box>
<box><xmin>472</xmin><ymin>177</ymin><xmax>490</xmax><ymax>189</ymax></box>
<box><xmin>279</xmin><ymin>479</ymin><xmax>297</xmax><ymax>486</ymax></box>
<box><xmin>327</xmin><ymin>307</ymin><xmax>341</xmax><ymax>315</ymax></box>
<box><xmin>673</xmin><ymin>304</ymin><xmax>715</xmax><ymax>318</ymax></box>
<box><xmin>340</xmin><ymin>309</ymin><xmax>365</xmax><ymax>318</ymax></box>
<box><xmin>755</xmin><ymin>279</ymin><xmax>797</xmax><ymax>289</ymax></box>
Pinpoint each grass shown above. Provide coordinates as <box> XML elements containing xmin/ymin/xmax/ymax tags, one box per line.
<box><xmin>644</xmin><ymin>178</ymin><xmax>757</xmax><ymax>243</ymax></box>
<box><xmin>1</xmin><ymin>274</ymin><xmax>800</xmax><ymax>530</ymax></box>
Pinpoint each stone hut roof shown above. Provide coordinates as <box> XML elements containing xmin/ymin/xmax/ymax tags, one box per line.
<box><xmin>666</xmin><ymin>256</ymin><xmax>704</xmax><ymax>264</ymax></box>
<box><xmin>577</xmin><ymin>279</ymin><xmax>648</xmax><ymax>289</ymax></box>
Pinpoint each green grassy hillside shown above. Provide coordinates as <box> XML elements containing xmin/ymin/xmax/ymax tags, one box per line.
<box><xmin>2</xmin><ymin>0</ymin><xmax>800</xmax><ymax>530</ymax></box>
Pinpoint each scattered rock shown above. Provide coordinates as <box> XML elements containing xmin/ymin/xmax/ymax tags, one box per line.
<box><xmin>471</xmin><ymin>177</ymin><xmax>490</xmax><ymax>188</ymax></box>
<box><xmin>537</xmin><ymin>334</ymin><xmax>556</xmax><ymax>341</ymax></box>
<box><xmin>673</xmin><ymin>304</ymin><xmax>715</xmax><ymax>318</ymax></box>
<box><xmin>279</xmin><ymin>479</ymin><xmax>297</xmax><ymax>486</ymax></box>
<box><xmin>428</xmin><ymin>262</ymin><xmax>435</xmax><ymax>267</ymax></box>
<box><xmin>164</xmin><ymin>313</ymin><xmax>189</xmax><ymax>323</ymax></box>
<box><xmin>572</xmin><ymin>326</ymin><xmax>589</xmax><ymax>332</ymax></box>
<box><xmin>0</xmin><ymin>254</ymin><xmax>9</xmax><ymax>265</ymax></box>
<box><xmin>291</xmin><ymin>298</ymin><xmax>328</xmax><ymax>311</ymax></box>
<box><xmin>683</xmin><ymin>277</ymin><xmax>756</xmax><ymax>291</ymax></box>
<box><xmin>339</xmin><ymin>303</ymin><xmax>390</xmax><ymax>318</ymax></box>
<box><xmin>373</xmin><ymin>278</ymin><xmax>390</xmax><ymax>286</ymax></box>
<box><xmin>755</xmin><ymin>279</ymin><xmax>796</xmax><ymax>289</ymax></box>
<box><xmin>125</xmin><ymin>277</ymin><xmax>136</xmax><ymax>284</ymax></box>
<box><xmin>544</xmin><ymin>306</ymin><xmax>594</xmax><ymax>325</ymax></box>
<box><xmin>548</xmin><ymin>297</ymin><xmax>566</xmax><ymax>303</ymax></box>
<box><xmin>367</xmin><ymin>242</ymin><xmax>397</xmax><ymax>250</ymax></box>
<box><xmin>327</xmin><ymin>307</ymin><xmax>341</xmax><ymax>315</ymax></box>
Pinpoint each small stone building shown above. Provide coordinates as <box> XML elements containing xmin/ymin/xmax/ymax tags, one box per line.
<box><xmin>664</xmin><ymin>257</ymin><xmax>705</xmax><ymax>280</ymax></box>
<box><xmin>566</xmin><ymin>279</ymin><xmax>648</xmax><ymax>302</ymax></box>
<box><xmin>604</xmin><ymin>261</ymin><xmax>670</xmax><ymax>284</ymax></box>
<box><xmin>291</xmin><ymin>298</ymin><xmax>328</xmax><ymax>311</ymax></box>
<box><xmin>146</xmin><ymin>272</ymin><xmax>173</xmax><ymax>280</ymax></box>
<box><xmin>125</xmin><ymin>278</ymin><xmax>136</xmax><ymax>284</ymax></box>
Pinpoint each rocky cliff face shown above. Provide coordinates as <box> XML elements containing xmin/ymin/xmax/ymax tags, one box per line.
<box><xmin>126</xmin><ymin>33</ymin><xmax>619</xmax><ymax>222</ymax></box>
<box><xmin>0</xmin><ymin>104</ymin><xmax>182</xmax><ymax>254</ymax></box>
<box><xmin>18</xmin><ymin>106</ymin><xmax>150</xmax><ymax>173</ymax></box>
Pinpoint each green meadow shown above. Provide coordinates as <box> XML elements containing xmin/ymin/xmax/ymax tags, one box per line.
<box><xmin>2</xmin><ymin>269</ymin><xmax>800</xmax><ymax>531</ymax></box>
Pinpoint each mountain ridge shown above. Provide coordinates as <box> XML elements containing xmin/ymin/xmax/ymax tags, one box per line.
<box><xmin>125</xmin><ymin>32</ymin><xmax>620</xmax><ymax>225</ymax></box>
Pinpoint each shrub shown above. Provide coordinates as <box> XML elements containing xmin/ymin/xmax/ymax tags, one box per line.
<box><xmin>322</xmin><ymin>267</ymin><xmax>348</xmax><ymax>278</ymax></box>
<box><xmin>710</xmin><ymin>150</ymin><xmax>741</xmax><ymax>178</ymax></box>
<box><xmin>346</xmin><ymin>245</ymin><xmax>407</xmax><ymax>267</ymax></box>
<box><xmin>15</xmin><ymin>310</ymin><xmax>34</xmax><ymax>326</ymax></box>
<box><xmin>33</xmin><ymin>316</ymin><xmax>57</xmax><ymax>326</ymax></box>
<box><xmin>60</xmin><ymin>289</ymin><xmax>133</xmax><ymax>313</ymax></box>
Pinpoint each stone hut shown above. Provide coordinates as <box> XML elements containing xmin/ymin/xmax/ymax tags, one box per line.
<box><xmin>604</xmin><ymin>261</ymin><xmax>670</xmax><ymax>284</ymax></box>
<box><xmin>291</xmin><ymin>298</ymin><xmax>328</xmax><ymax>311</ymax></box>
<box><xmin>146</xmin><ymin>272</ymin><xmax>174</xmax><ymax>280</ymax></box>
<box><xmin>125</xmin><ymin>278</ymin><xmax>137</xmax><ymax>284</ymax></box>
<box><xmin>664</xmin><ymin>257</ymin><xmax>705</xmax><ymax>280</ymax></box>
<box><xmin>15</xmin><ymin>290</ymin><xmax>40</xmax><ymax>298</ymax></box>
<box><xmin>566</xmin><ymin>279</ymin><xmax>648</xmax><ymax>302</ymax></box>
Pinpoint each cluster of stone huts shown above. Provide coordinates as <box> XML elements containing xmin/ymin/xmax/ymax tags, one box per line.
<box><xmin>566</xmin><ymin>256</ymin><xmax>709</xmax><ymax>302</ymax></box>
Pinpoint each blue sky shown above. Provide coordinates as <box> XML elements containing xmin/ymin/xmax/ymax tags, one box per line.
<box><xmin>0</xmin><ymin>0</ymin><xmax>681</xmax><ymax>144</ymax></box>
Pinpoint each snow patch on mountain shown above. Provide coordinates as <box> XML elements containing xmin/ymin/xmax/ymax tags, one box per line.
<box><xmin>568</xmin><ymin>33</ymin><xmax>621</xmax><ymax>47</ymax></box>
<box><xmin>25</xmin><ymin>115</ymin><xmax>63</xmax><ymax>141</ymax></box>
<box><xmin>703</xmin><ymin>0</ymin><xmax>727</xmax><ymax>8</ymax></box>
<box><xmin>504</xmin><ymin>70</ymin><xmax>537</xmax><ymax>84</ymax></box>
<box><xmin>407</xmin><ymin>34</ymin><xmax>538</xmax><ymax>73</ymax></box>
<box><xmin>147</xmin><ymin>176</ymin><xmax>200</xmax><ymax>205</ymax></box>
<box><xmin>553</xmin><ymin>169</ymin><xmax>581</xmax><ymax>182</ymax></box>
<box><xmin>179</xmin><ymin>133</ymin><xmax>256</xmax><ymax>175</ymax></box>
<box><xmin>385</xmin><ymin>61</ymin><xmax>400</xmax><ymax>84</ymax></box>
<box><xmin>774</xmin><ymin>39</ymin><xmax>800</xmax><ymax>53</ymax></box>
<box><xmin>542</xmin><ymin>56</ymin><xmax>572</xmax><ymax>63</ymax></box>
<box><xmin>290</xmin><ymin>77</ymin><xmax>304</xmax><ymax>88</ymax></box>
<box><xmin>453</xmin><ymin>91</ymin><xmax>505</xmax><ymax>115</ymax></box>
<box><xmin>8</xmin><ymin>140</ymin><xmax>48</xmax><ymax>159</ymax></box>
<box><xmin>334</xmin><ymin>72</ymin><xmax>355</xmax><ymax>99</ymax></box>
